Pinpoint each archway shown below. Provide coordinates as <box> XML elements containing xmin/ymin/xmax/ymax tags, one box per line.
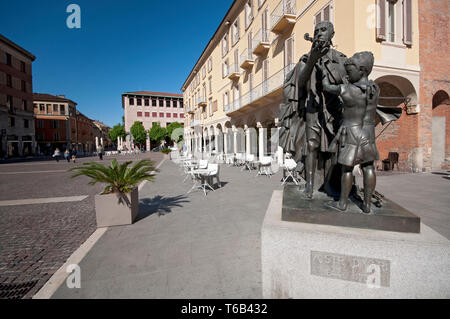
<box><xmin>374</xmin><ymin>75</ymin><xmax>419</xmax><ymax>171</ymax></box>
<box><xmin>431</xmin><ymin>90</ymin><xmax>450</xmax><ymax>170</ymax></box>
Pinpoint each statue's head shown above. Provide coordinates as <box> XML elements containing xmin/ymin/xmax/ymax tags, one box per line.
<box><xmin>344</xmin><ymin>51</ymin><xmax>374</xmax><ymax>83</ymax></box>
<box><xmin>314</xmin><ymin>21</ymin><xmax>335</xmax><ymax>45</ymax></box>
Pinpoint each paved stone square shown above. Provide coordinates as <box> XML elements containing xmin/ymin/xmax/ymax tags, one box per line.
<box><xmin>1</xmin><ymin>153</ymin><xmax>448</xmax><ymax>299</ymax></box>
<box><xmin>52</xmin><ymin>160</ymin><xmax>450</xmax><ymax>299</ymax></box>
<box><xmin>0</xmin><ymin>152</ymin><xmax>164</xmax><ymax>299</ymax></box>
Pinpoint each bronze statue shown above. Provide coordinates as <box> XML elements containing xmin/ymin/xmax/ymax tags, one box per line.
<box><xmin>279</xmin><ymin>21</ymin><xmax>347</xmax><ymax>199</ymax></box>
<box><xmin>279</xmin><ymin>22</ymin><xmax>404</xmax><ymax>215</ymax></box>
<box><xmin>322</xmin><ymin>52</ymin><xmax>379</xmax><ymax>213</ymax></box>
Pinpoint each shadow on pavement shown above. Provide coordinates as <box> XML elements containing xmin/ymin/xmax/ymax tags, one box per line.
<box><xmin>431</xmin><ymin>171</ymin><xmax>450</xmax><ymax>180</ymax></box>
<box><xmin>136</xmin><ymin>194</ymin><xmax>190</xmax><ymax>221</ymax></box>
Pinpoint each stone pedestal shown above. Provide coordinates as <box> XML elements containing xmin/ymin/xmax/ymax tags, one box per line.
<box><xmin>262</xmin><ymin>190</ymin><xmax>450</xmax><ymax>298</ymax></box>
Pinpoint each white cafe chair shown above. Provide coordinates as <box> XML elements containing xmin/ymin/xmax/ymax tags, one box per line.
<box><xmin>281</xmin><ymin>158</ymin><xmax>300</xmax><ymax>185</ymax></box>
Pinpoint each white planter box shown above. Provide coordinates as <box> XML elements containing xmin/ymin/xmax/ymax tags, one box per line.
<box><xmin>94</xmin><ymin>188</ymin><xmax>139</xmax><ymax>228</ymax></box>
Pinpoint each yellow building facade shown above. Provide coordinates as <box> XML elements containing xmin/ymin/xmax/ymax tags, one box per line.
<box><xmin>182</xmin><ymin>0</ymin><xmax>420</xmax><ymax>166</ymax></box>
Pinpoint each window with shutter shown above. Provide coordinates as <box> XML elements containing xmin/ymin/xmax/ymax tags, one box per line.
<box><xmin>377</xmin><ymin>0</ymin><xmax>387</xmax><ymax>41</ymax></box>
<box><xmin>285</xmin><ymin>37</ymin><xmax>294</xmax><ymax>67</ymax></box>
<box><xmin>315</xmin><ymin>12</ymin><xmax>322</xmax><ymax>25</ymax></box>
<box><xmin>245</xmin><ymin>1</ymin><xmax>253</xmax><ymax>29</ymax></box>
<box><xmin>262</xmin><ymin>8</ymin><xmax>267</xmax><ymax>31</ymax></box>
<box><xmin>387</xmin><ymin>1</ymin><xmax>395</xmax><ymax>42</ymax></box>
<box><xmin>403</xmin><ymin>0</ymin><xmax>412</xmax><ymax>45</ymax></box>
<box><xmin>262</xmin><ymin>59</ymin><xmax>269</xmax><ymax>95</ymax></box>
<box><xmin>323</xmin><ymin>5</ymin><xmax>330</xmax><ymax>21</ymax></box>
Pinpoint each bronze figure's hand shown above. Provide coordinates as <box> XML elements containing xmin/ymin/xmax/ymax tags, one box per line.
<box><xmin>309</xmin><ymin>39</ymin><xmax>329</xmax><ymax>62</ymax></box>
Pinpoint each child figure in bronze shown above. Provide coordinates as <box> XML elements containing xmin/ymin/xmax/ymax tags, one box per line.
<box><xmin>322</xmin><ymin>51</ymin><xmax>380</xmax><ymax>214</ymax></box>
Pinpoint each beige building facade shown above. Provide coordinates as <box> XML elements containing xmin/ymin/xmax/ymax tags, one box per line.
<box><xmin>182</xmin><ymin>0</ymin><xmax>421</xmax><ymax>169</ymax></box>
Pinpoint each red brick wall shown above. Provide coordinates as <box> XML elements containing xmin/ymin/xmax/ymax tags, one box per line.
<box><xmin>35</xmin><ymin>118</ymin><xmax>67</xmax><ymax>142</ymax></box>
<box><xmin>375</xmin><ymin>109</ymin><xmax>419</xmax><ymax>170</ymax></box>
<box><xmin>418</xmin><ymin>0</ymin><xmax>450</xmax><ymax>171</ymax></box>
<box><xmin>432</xmin><ymin>101</ymin><xmax>450</xmax><ymax>168</ymax></box>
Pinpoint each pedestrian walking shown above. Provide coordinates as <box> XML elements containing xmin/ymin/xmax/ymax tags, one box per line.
<box><xmin>64</xmin><ymin>149</ymin><xmax>70</xmax><ymax>162</ymax></box>
<box><xmin>52</xmin><ymin>148</ymin><xmax>61</xmax><ymax>162</ymax></box>
<box><xmin>71</xmin><ymin>149</ymin><xmax>77</xmax><ymax>163</ymax></box>
<box><xmin>97</xmin><ymin>145</ymin><xmax>103</xmax><ymax>160</ymax></box>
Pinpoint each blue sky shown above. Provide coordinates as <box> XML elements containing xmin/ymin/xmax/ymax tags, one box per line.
<box><xmin>0</xmin><ymin>0</ymin><xmax>233</xmax><ymax>127</ymax></box>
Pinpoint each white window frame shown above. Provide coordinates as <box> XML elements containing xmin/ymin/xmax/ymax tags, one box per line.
<box><xmin>208</xmin><ymin>76</ymin><xmax>212</xmax><ymax>95</ymax></box>
<box><xmin>232</xmin><ymin>19</ymin><xmax>240</xmax><ymax>46</ymax></box>
<box><xmin>284</xmin><ymin>36</ymin><xmax>295</xmax><ymax>68</ymax></box>
<box><xmin>223</xmin><ymin>59</ymin><xmax>229</xmax><ymax>78</ymax></box>
<box><xmin>222</xmin><ymin>33</ymin><xmax>229</xmax><ymax>56</ymax></box>
<box><xmin>207</xmin><ymin>57</ymin><xmax>212</xmax><ymax>72</ymax></box>
<box><xmin>245</xmin><ymin>0</ymin><xmax>253</xmax><ymax>29</ymax></box>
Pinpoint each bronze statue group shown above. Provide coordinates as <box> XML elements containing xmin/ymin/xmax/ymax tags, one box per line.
<box><xmin>279</xmin><ymin>21</ymin><xmax>400</xmax><ymax>214</ymax></box>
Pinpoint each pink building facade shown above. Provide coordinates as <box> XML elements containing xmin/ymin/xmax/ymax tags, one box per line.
<box><xmin>122</xmin><ymin>91</ymin><xmax>184</xmax><ymax>132</ymax></box>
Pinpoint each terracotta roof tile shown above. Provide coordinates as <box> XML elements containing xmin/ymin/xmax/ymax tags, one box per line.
<box><xmin>125</xmin><ymin>91</ymin><xmax>183</xmax><ymax>97</ymax></box>
<box><xmin>33</xmin><ymin>93</ymin><xmax>77</xmax><ymax>105</ymax></box>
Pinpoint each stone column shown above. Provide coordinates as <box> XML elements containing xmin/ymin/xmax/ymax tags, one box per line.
<box><xmin>95</xmin><ymin>136</ymin><xmax>99</xmax><ymax>149</ymax></box>
<box><xmin>224</xmin><ymin>130</ymin><xmax>228</xmax><ymax>155</ymax></box>
<box><xmin>233</xmin><ymin>126</ymin><xmax>238</xmax><ymax>154</ymax></box>
<box><xmin>258</xmin><ymin>122</ymin><xmax>265</xmax><ymax>159</ymax></box>
<box><xmin>245</xmin><ymin>125</ymin><xmax>250</xmax><ymax>155</ymax></box>
<box><xmin>214</xmin><ymin>129</ymin><xmax>219</xmax><ymax>153</ymax></box>
<box><xmin>101</xmin><ymin>137</ymin><xmax>104</xmax><ymax>147</ymax></box>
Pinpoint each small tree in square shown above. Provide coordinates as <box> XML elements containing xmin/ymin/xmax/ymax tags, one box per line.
<box><xmin>130</xmin><ymin>121</ymin><xmax>147</xmax><ymax>148</ymax></box>
<box><xmin>109</xmin><ymin>123</ymin><xmax>126</xmax><ymax>144</ymax></box>
<box><xmin>166</xmin><ymin>122</ymin><xmax>184</xmax><ymax>144</ymax></box>
<box><xmin>149</xmin><ymin>122</ymin><xmax>167</xmax><ymax>148</ymax></box>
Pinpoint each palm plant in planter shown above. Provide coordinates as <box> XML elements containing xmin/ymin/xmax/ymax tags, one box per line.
<box><xmin>70</xmin><ymin>159</ymin><xmax>156</xmax><ymax>228</ymax></box>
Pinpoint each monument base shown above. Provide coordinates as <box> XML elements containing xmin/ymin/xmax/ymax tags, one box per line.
<box><xmin>282</xmin><ymin>184</ymin><xmax>421</xmax><ymax>233</ymax></box>
<box><xmin>262</xmin><ymin>190</ymin><xmax>450</xmax><ymax>299</ymax></box>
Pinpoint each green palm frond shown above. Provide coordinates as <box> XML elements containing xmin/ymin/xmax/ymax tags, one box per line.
<box><xmin>69</xmin><ymin>159</ymin><xmax>157</xmax><ymax>194</ymax></box>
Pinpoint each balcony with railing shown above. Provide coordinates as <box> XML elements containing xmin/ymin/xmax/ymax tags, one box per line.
<box><xmin>190</xmin><ymin>120</ymin><xmax>200</xmax><ymax>128</ymax></box>
<box><xmin>197</xmin><ymin>96</ymin><xmax>207</xmax><ymax>107</ymax></box>
<box><xmin>240</xmin><ymin>49</ymin><xmax>255</xmax><ymax>70</ymax></box>
<box><xmin>225</xmin><ymin>63</ymin><xmax>296</xmax><ymax>116</ymax></box>
<box><xmin>227</xmin><ymin>63</ymin><xmax>241</xmax><ymax>81</ymax></box>
<box><xmin>252</xmin><ymin>28</ymin><xmax>270</xmax><ymax>56</ymax></box>
<box><xmin>270</xmin><ymin>0</ymin><xmax>296</xmax><ymax>34</ymax></box>
<box><xmin>186</xmin><ymin>106</ymin><xmax>194</xmax><ymax>114</ymax></box>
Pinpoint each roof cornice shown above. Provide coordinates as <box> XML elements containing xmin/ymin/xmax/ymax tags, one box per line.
<box><xmin>181</xmin><ymin>0</ymin><xmax>243</xmax><ymax>92</ymax></box>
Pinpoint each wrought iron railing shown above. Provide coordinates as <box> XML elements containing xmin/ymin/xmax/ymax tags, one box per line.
<box><xmin>240</xmin><ymin>49</ymin><xmax>254</xmax><ymax>64</ymax></box>
<box><xmin>228</xmin><ymin>63</ymin><xmax>240</xmax><ymax>75</ymax></box>
<box><xmin>252</xmin><ymin>28</ymin><xmax>270</xmax><ymax>50</ymax></box>
<box><xmin>270</xmin><ymin>0</ymin><xmax>297</xmax><ymax>30</ymax></box>
<box><xmin>226</xmin><ymin>63</ymin><xmax>295</xmax><ymax>114</ymax></box>
<box><xmin>197</xmin><ymin>96</ymin><xmax>206</xmax><ymax>105</ymax></box>
<box><xmin>190</xmin><ymin>120</ymin><xmax>200</xmax><ymax>127</ymax></box>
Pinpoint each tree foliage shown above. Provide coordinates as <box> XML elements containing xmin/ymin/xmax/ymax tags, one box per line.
<box><xmin>109</xmin><ymin>123</ymin><xmax>126</xmax><ymax>142</ymax></box>
<box><xmin>130</xmin><ymin>121</ymin><xmax>147</xmax><ymax>147</ymax></box>
<box><xmin>166</xmin><ymin>122</ymin><xmax>184</xmax><ymax>143</ymax></box>
<box><xmin>148</xmin><ymin>122</ymin><xmax>167</xmax><ymax>144</ymax></box>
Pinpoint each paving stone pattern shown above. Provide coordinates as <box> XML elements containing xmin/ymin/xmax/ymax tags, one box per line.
<box><xmin>0</xmin><ymin>153</ymin><xmax>164</xmax><ymax>299</ymax></box>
